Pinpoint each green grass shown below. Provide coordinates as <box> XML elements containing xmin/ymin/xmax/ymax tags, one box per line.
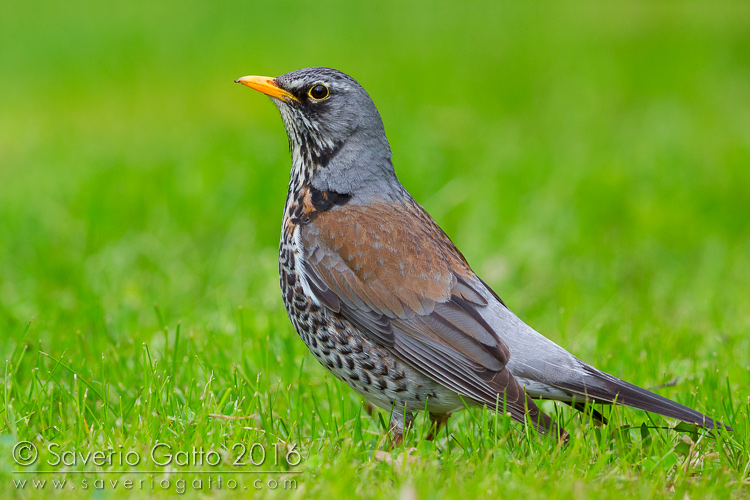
<box><xmin>2</xmin><ymin>1</ymin><xmax>749</xmax><ymax>498</ymax></box>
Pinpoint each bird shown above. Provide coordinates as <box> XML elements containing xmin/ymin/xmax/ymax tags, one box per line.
<box><xmin>235</xmin><ymin>67</ymin><xmax>730</xmax><ymax>444</ymax></box>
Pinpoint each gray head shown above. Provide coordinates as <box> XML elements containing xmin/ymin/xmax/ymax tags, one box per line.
<box><xmin>236</xmin><ymin>67</ymin><xmax>400</xmax><ymax>199</ymax></box>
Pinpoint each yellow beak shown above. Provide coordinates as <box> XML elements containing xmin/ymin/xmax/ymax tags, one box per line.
<box><xmin>234</xmin><ymin>75</ymin><xmax>297</xmax><ymax>102</ymax></box>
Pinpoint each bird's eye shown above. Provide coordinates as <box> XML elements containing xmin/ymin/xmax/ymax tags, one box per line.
<box><xmin>308</xmin><ymin>84</ymin><xmax>329</xmax><ymax>101</ymax></box>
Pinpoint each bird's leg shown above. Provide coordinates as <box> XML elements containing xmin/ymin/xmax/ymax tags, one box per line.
<box><xmin>389</xmin><ymin>410</ymin><xmax>414</xmax><ymax>448</ymax></box>
<box><xmin>363</xmin><ymin>401</ymin><xmax>379</xmax><ymax>416</ymax></box>
<box><xmin>426</xmin><ymin>413</ymin><xmax>450</xmax><ymax>441</ymax></box>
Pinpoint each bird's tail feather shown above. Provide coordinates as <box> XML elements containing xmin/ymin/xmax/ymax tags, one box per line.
<box><xmin>554</xmin><ymin>364</ymin><xmax>732</xmax><ymax>431</ymax></box>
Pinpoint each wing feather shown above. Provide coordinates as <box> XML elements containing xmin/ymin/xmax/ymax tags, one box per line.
<box><xmin>298</xmin><ymin>198</ymin><xmax>561</xmax><ymax>436</ymax></box>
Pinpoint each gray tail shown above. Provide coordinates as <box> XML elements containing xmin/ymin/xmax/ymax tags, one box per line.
<box><xmin>556</xmin><ymin>364</ymin><xmax>732</xmax><ymax>431</ymax></box>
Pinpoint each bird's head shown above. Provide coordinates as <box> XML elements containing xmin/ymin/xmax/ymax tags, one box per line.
<box><xmin>236</xmin><ymin>67</ymin><xmax>398</xmax><ymax>198</ymax></box>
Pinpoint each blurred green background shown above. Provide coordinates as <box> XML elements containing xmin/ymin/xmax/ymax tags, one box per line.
<box><xmin>1</xmin><ymin>0</ymin><xmax>749</xmax><ymax>496</ymax></box>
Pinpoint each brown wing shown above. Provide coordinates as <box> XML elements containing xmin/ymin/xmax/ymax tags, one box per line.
<box><xmin>300</xmin><ymin>197</ymin><xmax>557</xmax><ymax>435</ymax></box>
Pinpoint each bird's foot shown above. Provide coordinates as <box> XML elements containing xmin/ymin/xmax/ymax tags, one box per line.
<box><xmin>388</xmin><ymin>411</ymin><xmax>414</xmax><ymax>449</ymax></box>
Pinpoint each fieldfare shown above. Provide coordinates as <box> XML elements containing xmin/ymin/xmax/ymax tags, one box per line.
<box><xmin>235</xmin><ymin>67</ymin><xmax>729</xmax><ymax>443</ymax></box>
